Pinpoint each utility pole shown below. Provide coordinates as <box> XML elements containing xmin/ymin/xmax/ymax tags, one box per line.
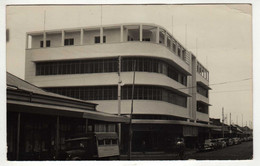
<box><xmin>222</xmin><ymin>107</ymin><xmax>224</xmax><ymax>138</ymax></box>
<box><xmin>229</xmin><ymin>113</ymin><xmax>231</xmax><ymax>137</ymax></box>
<box><xmin>242</xmin><ymin>114</ymin><xmax>243</xmax><ymax>127</ymax></box>
<box><xmin>128</xmin><ymin>60</ymin><xmax>136</xmax><ymax>160</ymax></box>
<box><xmin>117</xmin><ymin>56</ymin><xmax>122</xmax><ymax>147</ymax></box>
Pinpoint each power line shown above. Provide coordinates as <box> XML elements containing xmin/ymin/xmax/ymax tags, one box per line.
<box><xmin>210</xmin><ymin>89</ymin><xmax>252</xmax><ymax>94</ymax></box>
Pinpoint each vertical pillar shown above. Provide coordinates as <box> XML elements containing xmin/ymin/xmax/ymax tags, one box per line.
<box><xmin>120</xmin><ymin>25</ymin><xmax>124</xmax><ymax>42</ymax></box>
<box><xmin>61</xmin><ymin>30</ymin><xmax>65</xmax><ymax>46</ymax></box>
<box><xmin>118</xmin><ymin>56</ymin><xmax>122</xmax><ymax>146</ymax></box>
<box><xmin>43</xmin><ymin>32</ymin><xmax>46</xmax><ymax>48</ymax></box>
<box><xmin>139</xmin><ymin>24</ymin><xmax>143</xmax><ymax>41</ymax></box>
<box><xmin>100</xmin><ymin>27</ymin><xmax>103</xmax><ymax>43</ymax></box>
<box><xmin>164</xmin><ymin>32</ymin><xmax>167</xmax><ymax>46</ymax></box>
<box><xmin>126</xmin><ymin>28</ymin><xmax>129</xmax><ymax>41</ymax></box>
<box><xmin>180</xmin><ymin>48</ymin><xmax>183</xmax><ymax>59</ymax></box>
<box><xmin>25</xmin><ymin>34</ymin><xmax>28</xmax><ymax>49</ymax></box>
<box><xmin>170</xmin><ymin>39</ymin><xmax>173</xmax><ymax>51</ymax></box>
<box><xmin>80</xmin><ymin>28</ymin><xmax>84</xmax><ymax>45</ymax></box>
<box><xmin>176</xmin><ymin>44</ymin><xmax>179</xmax><ymax>56</ymax></box>
<box><xmin>16</xmin><ymin>112</ymin><xmax>21</xmax><ymax>160</ymax></box>
<box><xmin>85</xmin><ymin>119</ymin><xmax>88</xmax><ymax>134</ymax></box>
<box><xmin>55</xmin><ymin>116</ymin><xmax>60</xmax><ymax>159</ymax></box>
<box><xmin>156</xmin><ymin>27</ymin><xmax>159</xmax><ymax>44</ymax></box>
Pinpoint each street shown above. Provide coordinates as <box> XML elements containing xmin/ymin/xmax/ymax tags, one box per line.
<box><xmin>186</xmin><ymin>141</ymin><xmax>253</xmax><ymax>160</ymax></box>
<box><xmin>120</xmin><ymin>141</ymin><xmax>253</xmax><ymax>160</ymax></box>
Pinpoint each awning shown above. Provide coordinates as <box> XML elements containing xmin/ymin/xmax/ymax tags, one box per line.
<box><xmin>197</xmin><ymin>81</ymin><xmax>212</xmax><ymax>90</ymax></box>
<box><xmin>132</xmin><ymin>119</ymin><xmax>218</xmax><ymax>128</ymax></box>
<box><xmin>197</xmin><ymin>100</ymin><xmax>212</xmax><ymax>106</ymax></box>
<box><xmin>7</xmin><ymin>100</ymin><xmax>130</xmax><ymax>123</ymax></box>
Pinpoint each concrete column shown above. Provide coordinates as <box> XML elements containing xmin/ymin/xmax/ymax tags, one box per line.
<box><xmin>180</xmin><ymin>48</ymin><xmax>183</xmax><ymax>59</ymax></box>
<box><xmin>100</xmin><ymin>27</ymin><xmax>103</xmax><ymax>43</ymax></box>
<box><xmin>192</xmin><ymin>56</ymin><xmax>197</xmax><ymax>121</ymax></box>
<box><xmin>85</xmin><ymin>119</ymin><xmax>88</xmax><ymax>134</ymax></box>
<box><xmin>164</xmin><ymin>32</ymin><xmax>167</xmax><ymax>46</ymax></box>
<box><xmin>55</xmin><ymin>116</ymin><xmax>60</xmax><ymax>159</ymax></box>
<box><xmin>156</xmin><ymin>27</ymin><xmax>159</xmax><ymax>44</ymax></box>
<box><xmin>25</xmin><ymin>34</ymin><xmax>28</xmax><ymax>49</ymax></box>
<box><xmin>120</xmin><ymin>25</ymin><xmax>124</xmax><ymax>42</ymax></box>
<box><xmin>80</xmin><ymin>28</ymin><xmax>84</xmax><ymax>45</ymax></box>
<box><xmin>61</xmin><ymin>30</ymin><xmax>65</xmax><ymax>46</ymax></box>
<box><xmin>43</xmin><ymin>32</ymin><xmax>46</xmax><ymax>48</ymax></box>
<box><xmin>16</xmin><ymin>112</ymin><xmax>21</xmax><ymax>160</ymax></box>
<box><xmin>176</xmin><ymin>44</ymin><xmax>179</xmax><ymax>56</ymax></box>
<box><xmin>139</xmin><ymin>24</ymin><xmax>143</xmax><ymax>41</ymax></box>
<box><xmin>170</xmin><ymin>39</ymin><xmax>173</xmax><ymax>51</ymax></box>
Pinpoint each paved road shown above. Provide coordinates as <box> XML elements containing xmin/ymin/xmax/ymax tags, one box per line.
<box><xmin>186</xmin><ymin>141</ymin><xmax>253</xmax><ymax>160</ymax></box>
<box><xmin>120</xmin><ymin>141</ymin><xmax>253</xmax><ymax>160</ymax></box>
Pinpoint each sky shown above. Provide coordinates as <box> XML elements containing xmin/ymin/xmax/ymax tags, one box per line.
<box><xmin>5</xmin><ymin>4</ymin><xmax>253</xmax><ymax>128</ymax></box>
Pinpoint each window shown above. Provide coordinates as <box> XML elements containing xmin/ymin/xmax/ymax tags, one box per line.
<box><xmin>95</xmin><ymin>36</ymin><xmax>106</xmax><ymax>43</ymax></box>
<box><xmin>36</xmin><ymin>57</ymin><xmax>188</xmax><ymax>86</ymax></box>
<box><xmin>197</xmin><ymin>102</ymin><xmax>209</xmax><ymax>114</ymax></box>
<box><xmin>98</xmin><ymin>140</ymin><xmax>104</xmax><ymax>145</ymax></box>
<box><xmin>172</xmin><ymin>42</ymin><xmax>176</xmax><ymax>52</ymax></box>
<box><xmin>45</xmin><ymin>85</ymin><xmax>187</xmax><ymax>107</ymax></box>
<box><xmin>177</xmin><ymin>48</ymin><xmax>181</xmax><ymax>57</ymax></box>
<box><xmin>105</xmin><ymin>139</ymin><xmax>111</xmax><ymax>145</ymax></box>
<box><xmin>197</xmin><ymin>84</ymin><xmax>208</xmax><ymax>97</ymax></box>
<box><xmin>64</xmin><ymin>38</ymin><xmax>74</xmax><ymax>46</ymax></box>
<box><xmin>112</xmin><ymin>139</ymin><xmax>117</xmax><ymax>145</ymax></box>
<box><xmin>40</xmin><ymin>40</ymin><xmax>51</xmax><ymax>47</ymax></box>
<box><xmin>142</xmin><ymin>38</ymin><xmax>150</xmax><ymax>41</ymax></box>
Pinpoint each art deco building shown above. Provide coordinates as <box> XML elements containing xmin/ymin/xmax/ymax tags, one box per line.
<box><xmin>25</xmin><ymin>23</ymin><xmax>211</xmax><ymax>152</ymax></box>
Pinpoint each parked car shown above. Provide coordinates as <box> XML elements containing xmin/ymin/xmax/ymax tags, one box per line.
<box><xmin>227</xmin><ymin>138</ymin><xmax>234</xmax><ymax>146</ymax></box>
<box><xmin>248</xmin><ymin>136</ymin><xmax>253</xmax><ymax>141</ymax></box>
<box><xmin>199</xmin><ymin>139</ymin><xmax>217</xmax><ymax>151</ymax></box>
<box><xmin>63</xmin><ymin>132</ymin><xmax>120</xmax><ymax>160</ymax></box>
<box><xmin>216</xmin><ymin>138</ymin><xmax>227</xmax><ymax>148</ymax></box>
<box><xmin>211</xmin><ymin>139</ymin><xmax>222</xmax><ymax>149</ymax></box>
<box><xmin>232</xmin><ymin>137</ymin><xmax>240</xmax><ymax>145</ymax></box>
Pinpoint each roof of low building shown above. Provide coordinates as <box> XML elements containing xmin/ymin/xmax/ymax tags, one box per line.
<box><xmin>7</xmin><ymin>72</ymin><xmax>129</xmax><ymax>123</ymax></box>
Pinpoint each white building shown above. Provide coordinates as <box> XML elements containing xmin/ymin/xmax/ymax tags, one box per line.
<box><xmin>25</xmin><ymin>23</ymin><xmax>211</xmax><ymax>152</ymax></box>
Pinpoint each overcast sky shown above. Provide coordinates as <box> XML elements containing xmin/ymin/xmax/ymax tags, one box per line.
<box><xmin>6</xmin><ymin>4</ymin><xmax>253</xmax><ymax>127</ymax></box>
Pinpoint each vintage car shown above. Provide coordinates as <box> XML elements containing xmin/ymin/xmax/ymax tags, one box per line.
<box><xmin>199</xmin><ymin>139</ymin><xmax>217</xmax><ymax>151</ymax></box>
<box><xmin>64</xmin><ymin>132</ymin><xmax>120</xmax><ymax>160</ymax></box>
<box><xmin>215</xmin><ymin>138</ymin><xmax>227</xmax><ymax>149</ymax></box>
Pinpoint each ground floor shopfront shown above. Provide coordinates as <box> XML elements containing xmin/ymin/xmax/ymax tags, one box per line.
<box><xmin>120</xmin><ymin>122</ymin><xmax>212</xmax><ymax>154</ymax></box>
<box><xmin>7</xmin><ymin>104</ymin><xmax>127</xmax><ymax>160</ymax></box>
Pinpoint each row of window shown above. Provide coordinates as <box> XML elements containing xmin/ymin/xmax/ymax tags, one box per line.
<box><xmin>197</xmin><ymin>102</ymin><xmax>209</xmax><ymax>114</ymax></box>
<box><xmin>197</xmin><ymin>62</ymin><xmax>209</xmax><ymax>81</ymax></box>
<box><xmin>40</xmin><ymin>36</ymin><xmax>105</xmax><ymax>48</ymax></box>
<box><xmin>94</xmin><ymin>124</ymin><xmax>116</xmax><ymax>132</ymax></box>
<box><xmin>36</xmin><ymin>57</ymin><xmax>187</xmax><ymax>86</ymax></box>
<box><xmin>197</xmin><ymin>84</ymin><xmax>208</xmax><ymax>98</ymax></box>
<box><xmin>44</xmin><ymin>85</ymin><xmax>187</xmax><ymax>108</ymax></box>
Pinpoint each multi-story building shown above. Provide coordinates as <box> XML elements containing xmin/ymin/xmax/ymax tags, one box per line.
<box><xmin>25</xmin><ymin>23</ymin><xmax>211</xmax><ymax>152</ymax></box>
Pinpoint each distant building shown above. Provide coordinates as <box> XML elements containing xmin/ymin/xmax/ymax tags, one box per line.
<box><xmin>7</xmin><ymin>72</ymin><xmax>129</xmax><ymax>160</ymax></box>
<box><xmin>25</xmin><ymin>23</ymin><xmax>212</xmax><ymax>152</ymax></box>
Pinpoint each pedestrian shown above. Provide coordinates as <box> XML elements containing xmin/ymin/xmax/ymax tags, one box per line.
<box><xmin>176</xmin><ymin>138</ymin><xmax>185</xmax><ymax>160</ymax></box>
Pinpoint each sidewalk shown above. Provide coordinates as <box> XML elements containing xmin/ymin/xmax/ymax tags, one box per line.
<box><xmin>119</xmin><ymin>149</ymin><xmax>197</xmax><ymax>160</ymax></box>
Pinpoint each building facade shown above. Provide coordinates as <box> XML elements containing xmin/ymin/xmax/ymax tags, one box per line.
<box><xmin>25</xmin><ymin>23</ymin><xmax>211</xmax><ymax>152</ymax></box>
